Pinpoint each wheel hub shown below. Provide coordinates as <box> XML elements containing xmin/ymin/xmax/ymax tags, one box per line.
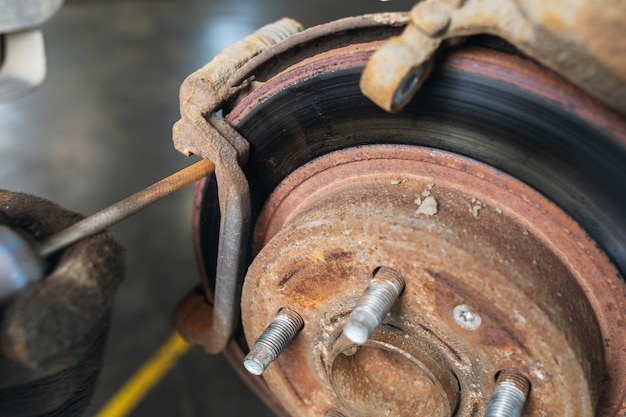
<box><xmin>241</xmin><ymin>145</ymin><xmax>623</xmax><ymax>416</ymax></box>
<box><xmin>178</xmin><ymin>25</ymin><xmax>626</xmax><ymax>415</ymax></box>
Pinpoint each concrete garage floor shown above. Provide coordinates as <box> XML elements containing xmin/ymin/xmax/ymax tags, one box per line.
<box><xmin>1</xmin><ymin>0</ymin><xmax>414</xmax><ymax>415</ymax></box>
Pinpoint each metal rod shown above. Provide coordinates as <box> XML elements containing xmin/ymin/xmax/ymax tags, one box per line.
<box><xmin>484</xmin><ymin>370</ymin><xmax>531</xmax><ymax>417</ymax></box>
<box><xmin>243</xmin><ymin>308</ymin><xmax>304</xmax><ymax>375</ymax></box>
<box><xmin>38</xmin><ymin>159</ymin><xmax>215</xmax><ymax>257</ymax></box>
<box><xmin>343</xmin><ymin>266</ymin><xmax>406</xmax><ymax>345</ymax></box>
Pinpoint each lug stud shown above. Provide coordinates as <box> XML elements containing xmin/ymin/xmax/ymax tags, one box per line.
<box><xmin>484</xmin><ymin>370</ymin><xmax>531</xmax><ymax>417</ymax></box>
<box><xmin>243</xmin><ymin>308</ymin><xmax>304</xmax><ymax>375</ymax></box>
<box><xmin>344</xmin><ymin>266</ymin><xmax>406</xmax><ymax>345</ymax></box>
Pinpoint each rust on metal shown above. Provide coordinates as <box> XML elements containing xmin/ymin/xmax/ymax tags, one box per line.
<box><xmin>229</xmin><ymin>13</ymin><xmax>409</xmax><ymax>88</ymax></box>
<box><xmin>172</xmin><ymin>286</ymin><xmax>215</xmax><ymax>346</ymax></box>
<box><xmin>37</xmin><ymin>159</ymin><xmax>215</xmax><ymax>257</ymax></box>
<box><xmin>216</xmin><ymin>32</ymin><xmax>626</xmax><ymax>415</ymax></box>
<box><xmin>240</xmin><ymin>145</ymin><xmax>626</xmax><ymax>416</ymax></box>
<box><xmin>180</xmin><ymin>12</ymin><xmax>626</xmax><ymax>416</ymax></box>
<box><xmin>361</xmin><ymin>0</ymin><xmax>626</xmax><ymax>115</ymax></box>
<box><xmin>171</xmin><ymin>18</ymin><xmax>302</xmax><ymax>353</ymax></box>
<box><xmin>226</xmin><ymin>41</ymin><xmax>384</xmax><ymax>128</ymax></box>
<box><xmin>171</xmin><ymin>286</ymin><xmax>292</xmax><ymax>417</ymax></box>
<box><xmin>330</xmin><ymin>343</ymin><xmax>457</xmax><ymax>417</ymax></box>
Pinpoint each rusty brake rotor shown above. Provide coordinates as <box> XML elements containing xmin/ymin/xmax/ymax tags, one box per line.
<box><xmin>242</xmin><ymin>145</ymin><xmax>623</xmax><ymax>417</ymax></box>
<box><xmin>181</xmin><ymin>17</ymin><xmax>626</xmax><ymax>417</ymax></box>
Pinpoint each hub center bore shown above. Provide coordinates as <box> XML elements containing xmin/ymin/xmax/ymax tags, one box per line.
<box><xmin>331</xmin><ymin>344</ymin><xmax>455</xmax><ymax>417</ymax></box>
<box><xmin>240</xmin><ymin>145</ymin><xmax>625</xmax><ymax>417</ymax></box>
<box><xmin>329</xmin><ymin>328</ymin><xmax>460</xmax><ymax>417</ymax></box>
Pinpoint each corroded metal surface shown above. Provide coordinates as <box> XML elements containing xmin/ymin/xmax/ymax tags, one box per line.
<box><xmin>361</xmin><ymin>0</ymin><xmax>626</xmax><ymax>115</ymax></box>
<box><xmin>241</xmin><ymin>145</ymin><xmax>626</xmax><ymax>416</ymax></box>
<box><xmin>219</xmin><ymin>42</ymin><xmax>626</xmax><ymax>416</ymax></box>
<box><xmin>174</xmin><ymin>14</ymin><xmax>405</xmax><ymax>356</ymax></box>
<box><xmin>181</xmin><ymin>12</ymin><xmax>626</xmax><ymax>416</ymax></box>
<box><xmin>229</xmin><ymin>13</ymin><xmax>408</xmax><ymax>88</ymax></box>
<box><xmin>38</xmin><ymin>159</ymin><xmax>215</xmax><ymax>258</ymax></box>
<box><xmin>171</xmin><ymin>18</ymin><xmax>302</xmax><ymax>353</ymax></box>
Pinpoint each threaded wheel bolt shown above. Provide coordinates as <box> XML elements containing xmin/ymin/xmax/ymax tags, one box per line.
<box><xmin>343</xmin><ymin>267</ymin><xmax>406</xmax><ymax>345</ymax></box>
<box><xmin>484</xmin><ymin>370</ymin><xmax>531</xmax><ymax>417</ymax></box>
<box><xmin>243</xmin><ymin>308</ymin><xmax>304</xmax><ymax>375</ymax></box>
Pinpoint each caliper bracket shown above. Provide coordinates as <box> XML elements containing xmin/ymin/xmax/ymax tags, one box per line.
<box><xmin>172</xmin><ymin>18</ymin><xmax>303</xmax><ymax>353</ymax></box>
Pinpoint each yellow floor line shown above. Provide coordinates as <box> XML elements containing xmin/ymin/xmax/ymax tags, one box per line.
<box><xmin>94</xmin><ymin>332</ymin><xmax>192</xmax><ymax>417</ymax></box>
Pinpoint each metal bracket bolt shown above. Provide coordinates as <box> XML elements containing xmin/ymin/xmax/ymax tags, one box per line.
<box><xmin>344</xmin><ymin>267</ymin><xmax>406</xmax><ymax>345</ymax></box>
<box><xmin>392</xmin><ymin>64</ymin><xmax>425</xmax><ymax>110</ymax></box>
<box><xmin>244</xmin><ymin>308</ymin><xmax>304</xmax><ymax>375</ymax></box>
<box><xmin>485</xmin><ymin>370</ymin><xmax>531</xmax><ymax>417</ymax></box>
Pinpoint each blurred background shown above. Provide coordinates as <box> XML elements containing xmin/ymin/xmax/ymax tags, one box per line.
<box><xmin>0</xmin><ymin>0</ymin><xmax>414</xmax><ymax>415</ymax></box>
